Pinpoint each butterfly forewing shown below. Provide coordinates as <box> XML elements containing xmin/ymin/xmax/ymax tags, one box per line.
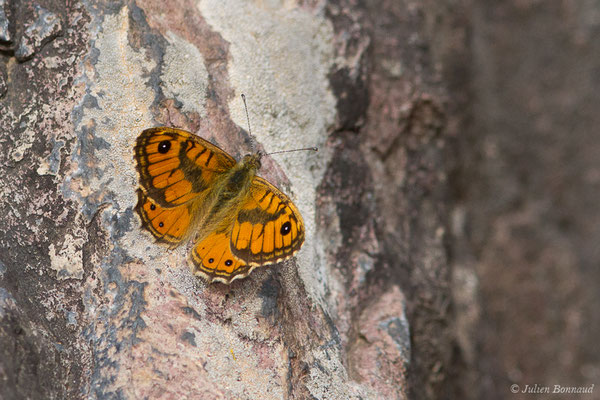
<box><xmin>135</xmin><ymin>127</ymin><xmax>235</xmax><ymax>208</ymax></box>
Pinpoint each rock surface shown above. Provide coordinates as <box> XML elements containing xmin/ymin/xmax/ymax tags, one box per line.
<box><xmin>4</xmin><ymin>1</ymin><xmax>592</xmax><ymax>399</ymax></box>
<box><xmin>0</xmin><ymin>1</ymin><xmax>424</xmax><ymax>399</ymax></box>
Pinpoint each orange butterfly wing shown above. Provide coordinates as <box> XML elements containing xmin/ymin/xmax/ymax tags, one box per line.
<box><xmin>231</xmin><ymin>177</ymin><xmax>305</xmax><ymax>264</ymax></box>
<box><xmin>190</xmin><ymin>232</ymin><xmax>250</xmax><ymax>283</ymax></box>
<box><xmin>135</xmin><ymin>127</ymin><xmax>235</xmax><ymax>208</ymax></box>
<box><xmin>135</xmin><ymin>127</ymin><xmax>236</xmax><ymax>245</ymax></box>
<box><xmin>136</xmin><ymin>189</ymin><xmax>192</xmax><ymax>245</ymax></box>
<box><xmin>190</xmin><ymin>177</ymin><xmax>305</xmax><ymax>284</ymax></box>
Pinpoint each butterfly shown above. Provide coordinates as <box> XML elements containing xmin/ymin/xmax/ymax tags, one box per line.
<box><xmin>134</xmin><ymin>127</ymin><xmax>305</xmax><ymax>284</ymax></box>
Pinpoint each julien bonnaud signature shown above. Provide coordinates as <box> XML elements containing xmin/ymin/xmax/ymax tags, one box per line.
<box><xmin>511</xmin><ymin>383</ymin><xmax>594</xmax><ymax>394</ymax></box>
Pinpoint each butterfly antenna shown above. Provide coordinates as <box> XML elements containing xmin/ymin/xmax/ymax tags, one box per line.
<box><xmin>266</xmin><ymin>147</ymin><xmax>319</xmax><ymax>155</ymax></box>
<box><xmin>241</xmin><ymin>94</ymin><xmax>252</xmax><ymax>137</ymax></box>
<box><xmin>241</xmin><ymin>94</ymin><xmax>318</xmax><ymax>156</ymax></box>
<box><xmin>241</xmin><ymin>94</ymin><xmax>258</xmax><ymax>154</ymax></box>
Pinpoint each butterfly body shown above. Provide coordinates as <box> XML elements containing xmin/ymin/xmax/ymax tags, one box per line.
<box><xmin>134</xmin><ymin>127</ymin><xmax>304</xmax><ymax>284</ymax></box>
<box><xmin>187</xmin><ymin>154</ymin><xmax>261</xmax><ymax>246</ymax></box>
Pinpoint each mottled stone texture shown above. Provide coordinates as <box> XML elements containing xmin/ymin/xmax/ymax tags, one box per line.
<box><xmin>9</xmin><ymin>0</ymin><xmax>594</xmax><ymax>399</ymax></box>
<box><xmin>0</xmin><ymin>0</ymin><xmax>422</xmax><ymax>399</ymax></box>
<box><xmin>0</xmin><ymin>0</ymin><xmax>92</xmax><ymax>398</ymax></box>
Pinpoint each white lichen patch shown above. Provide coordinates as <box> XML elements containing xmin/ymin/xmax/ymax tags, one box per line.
<box><xmin>70</xmin><ymin>6</ymin><xmax>187</xmax><ymax>268</ymax></box>
<box><xmin>49</xmin><ymin>233</ymin><xmax>85</xmax><ymax>280</ymax></box>
<box><xmin>198</xmin><ymin>0</ymin><xmax>336</xmax><ymax>303</ymax></box>
<box><xmin>197</xmin><ymin>1</ymin><xmax>354</xmax><ymax>397</ymax></box>
<box><xmin>12</xmin><ymin>107</ymin><xmax>39</xmax><ymax>162</ymax></box>
<box><xmin>75</xmin><ymin>6</ymin><xmax>155</xmax><ymax>202</ymax></box>
<box><xmin>161</xmin><ymin>31</ymin><xmax>209</xmax><ymax>116</ymax></box>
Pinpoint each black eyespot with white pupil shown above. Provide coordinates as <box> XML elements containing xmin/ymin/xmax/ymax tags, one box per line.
<box><xmin>159</xmin><ymin>222</ymin><xmax>164</xmax><ymax>227</ymax></box>
<box><xmin>280</xmin><ymin>221</ymin><xmax>292</xmax><ymax>236</ymax></box>
<box><xmin>150</xmin><ymin>204</ymin><xmax>156</xmax><ymax>210</ymax></box>
<box><xmin>208</xmin><ymin>258</ymin><xmax>214</xmax><ymax>263</ymax></box>
<box><xmin>158</xmin><ymin>140</ymin><xmax>171</xmax><ymax>154</ymax></box>
<box><xmin>225</xmin><ymin>260</ymin><xmax>233</xmax><ymax>266</ymax></box>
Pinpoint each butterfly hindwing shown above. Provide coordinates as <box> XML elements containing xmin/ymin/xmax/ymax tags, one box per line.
<box><xmin>136</xmin><ymin>189</ymin><xmax>192</xmax><ymax>245</ymax></box>
<box><xmin>231</xmin><ymin>177</ymin><xmax>305</xmax><ymax>265</ymax></box>
<box><xmin>190</xmin><ymin>231</ymin><xmax>252</xmax><ymax>284</ymax></box>
<box><xmin>189</xmin><ymin>177</ymin><xmax>304</xmax><ymax>284</ymax></box>
<box><xmin>135</xmin><ymin>127</ymin><xmax>236</xmax><ymax>208</ymax></box>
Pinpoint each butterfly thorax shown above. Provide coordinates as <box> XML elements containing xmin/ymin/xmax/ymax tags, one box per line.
<box><xmin>190</xmin><ymin>152</ymin><xmax>262</xmax><ymax>242</ymax></box>
<box><xmin>240</xmin><ymin>153</ymin><xmax>262</xmax><ymax>170</ymax></box>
